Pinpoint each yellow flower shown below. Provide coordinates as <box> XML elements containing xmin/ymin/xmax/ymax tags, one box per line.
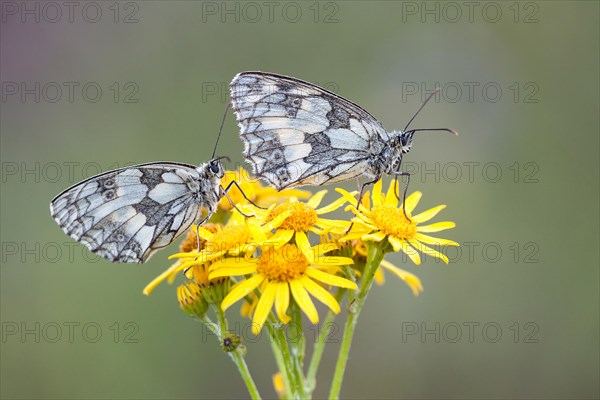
<box><xmin>143</xmin><ymin>223</ymin><xmax>224</xmax><ymax>295</ymax></box>
<box><xmin>169</xmin><ymin>211</ymin><xmax>266</xmax><ymax>266</ymax></box>
<box><xmin>144</xmin><ymin>212</ymin><xmax>263</xmax><ymax>295</ymax></box>
<box><xmin>338</xmin><ymin>179</ymin><xmax>458</xmax><ymax>265</ymax></box>
<box><xmin>374</xmin><ymin>259</ymin><xmax>424</xmax><ymax>296</ymax></box>
<box><xmin>240</xmin><ymin>291</ymin><xmax>258</xmax><ymax>319</ymax></box>
<box><xmin>218</xmin><ymin>167</ymin><xmax>310</xmax><ymax>211</ymax></box>
<box><xmin>209</xmin><ymin>243</ymin><xmax>357</xmax><ymax>334</ymax></box>
<box><xmin>246</xmin><ymin>190</ymin><xmax>352</xmax><ymax>259</ymax></box>
<box><xmin>342</xmin><ymin>238</ymin><xmax>423</xmax><ymax>296</ymax></box>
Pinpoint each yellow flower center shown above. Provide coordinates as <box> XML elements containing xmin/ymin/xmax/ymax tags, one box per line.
<box><xmin>266</xmin><ymin>202</ymin><xmax>318</xmax><ymax>231</ymax></box>
<box><xmin>257</xmin><ymin>244</ymin><xmax>309</xmax><ymax>282</ymax></box>
<box><xmin>371</xmin><ymin>204</ymin><xmax>417</xmax><ymax>239</ymax></box>
<box><xmin>207</xmin><ymin>224</ymin><xmax>251</xmax><ymax>252</ymax></box>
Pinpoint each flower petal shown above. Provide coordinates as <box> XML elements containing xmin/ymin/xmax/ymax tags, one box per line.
<box><xmin>335</xmin><ymin>188</ymin><xmax>367</xmax><ymax>213</ymax></box>
<box><xmin>315</xmin><ymin>194</ymin><xmax>353</xmax><ymax>214</ymax></box>
<box><xmin>372</xmin><ymin>179</ymin><xmax>383</xmax><ymax>206</ymax></box>
<box><xmin>274</xmin><ymin>282</ymin><xmax>291</xmax><ymax>324</ymax></box>
<box><xmin>380</xmin><ymin>259</ymin><xmax>424</xmax><ymax>295</ymax></box>
<box><xmin>374</xmin><ymin>267</ymin><xmax>385</xmax><ymax>285</ymax></box>
<box><xmin>295</xmin><ymin>231</ymin><xmax>314</xmax><ymax>262</ymax></box>
<box><xmin>411</xmin><ymin>204</ymin><xmax>446</xmax><ymax>223</ymax></box>
<box><xmin>339</xmin><ymin>231</ymin><xmax>368</xmax><ymax>242</ymax></box>
<box><xmin>407</xmin><ymin>238</ymin><xmax>449</xmax><ymax>264</ymax></box>
<box><xmin>312</xmin><ymin>256</ymin><xmax>355</xmax><ymax>266</ymax></box>
<box><xmin>209</xmin><ymin>258</ymin><xmax>256</xmax><ymax>271</ymax></box>
<box><xmin>402</xmin><ymin>191</ymin><xmax>422</xmax><ymax>214</ymax></box>
<box><xmin>385</xmin><ymin>179</ymin><xmax>400</xmax><ymax>207</ymax></box>
<box><xmin>252</xmin><ymin>281</ymin><xmax>277</xmax><ymax>334</ymax></box>
<box><xmin>262</xmin><ymin>210</ymin><xmax>292</xmax><ymax>231</ymax></box>
<box><xmin>289</xmin><ymin>279</ymin><xmax>319</xmax><ymax>324</ymax></box>
<box><xmin>312</xmin><ymin>243</ymin><xmax>339</xmax><ymax>256</ymax></box>
<box><xmin>413</xmin><ymin>233</ymin><xmax>459</xmax><ymax>247</ymax></box>
<box><xmin>416</xmin><ymin>221</ymin><xmax>456</xmax><ymax>233</ymax></box>
<box><xmin>221</xmin><ymin>274</ymin><xmax>265</xmax><ymax>311</ymax></box>
<box><xmin>309</xmin><ymin>226</ymin><xmax>327</xmax><ymax>235</ymax></box>
<box><xmin>306</xmin><ymin>268</ymin><xmax>358</xmax><ymax>289</ymax></box>
<box><xmin>168</xmin><ymin>251</ymin><xmax>198</xmax><ymax>260</ymax></box>
<box><xmin>143</xmin><ymin>262</ymin><xmax>186</xmax><ymax>295</ymax></box>
<box><xmin>389</xmin><ymin>236</ymin><xmax>421</xmax><ymax>265</ymax></box>
<box><xmin>301</xmin><ymin>276</ymin><xmax>340</xmax><ymax>314</ymax></box>
<box><xmin>314</xmin><ymin>218</ymin><xmax>351</xmax><ymax>230</ymax></box>
<box><xmin>209</xmin><ymin>265</ymin><xmax>257</xmax><ymax>279</ymax></box>
<box><xmin>307</xmin><ymin>190</ymin><xmax>328</xmax><ymax>208</ymax></box>
<box><xmin>362</xmin><ymin>231</ymin><xmax>386</xmax><ymax>242</ymax></box>
<box><xmin>195</xmin><ymin>226</ymin><xmax>215</xmax><ymax>241</ymax></box>
<box><xmin>266</xmin><ymin>229</ymin><xmax>294</xmax><ymax>248</ymax></box>
<box><xmin>247</xmin><ymin>218</ymin><xmax>268</xmax><ymax>243</ymax></box>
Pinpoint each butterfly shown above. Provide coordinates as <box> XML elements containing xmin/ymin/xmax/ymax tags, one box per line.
<box><xmin>50</xmin><ymin>160</ymin><xmax>227</xmax><ymax>263</ymax></box>
<box><xmin>229</xmin><ymin>71</ymin><xmax>457</xmax><ymax>204</ymax></box>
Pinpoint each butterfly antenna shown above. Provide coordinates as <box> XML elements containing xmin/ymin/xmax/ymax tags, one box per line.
<box><xmin>212</xmin><ymin>103</ymin><xmax>231</xmax><ymax>159</ymax></box>
<box><xmin>403</xmin><ymin>87</ymin><xmax>441</xmax><ymax>131</ymax></box>
<box><xmin>407</xmin><ymin>128</ymin><xmax>459</xmax><ymax>136</ymax></box>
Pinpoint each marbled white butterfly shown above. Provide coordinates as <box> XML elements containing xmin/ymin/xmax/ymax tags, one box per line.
<box><xmin>49</xmin><ymin>107</ymin><xmax>252</xmax><ymax>263</ymax></box>
<box><xmin>50</xmin><ymin>160</ymin><xmax>227</xmax><ymax>263</ymax></box>
<box><xmin>230</xmin><ymin>71</ymin><xmax>457</xmax><ymax>203</ymax></box>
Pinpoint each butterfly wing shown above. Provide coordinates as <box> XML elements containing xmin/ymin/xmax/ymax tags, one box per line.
<box><xmin>50</xmin><ymin>162</ymin><xmax>203</xmax><ymax>263</ymax></box>
<box><xmin>230</xmin><ymin>71</ymin><xmax>389</xmax><ymax>190</ymax></box>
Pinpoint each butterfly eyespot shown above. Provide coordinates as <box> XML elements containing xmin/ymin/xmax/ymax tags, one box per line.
<box><xmin>103</xmin><ymin>179</ymin><xmax>115</xmax><ymax>189</ymax></box>
<box><xmin>292</xmin><ymin>98</ymin><xmax>301</xmax><ymax>106</ymax></box>
<box><xmin>103</xmin><ymin>190</ymin><xmax>115</xmax><ymax>200</ymax></box>
<box><xmin>116</xmin><ymin>233</ymin><xmax>125</xmax><ymax>242</ymax></box>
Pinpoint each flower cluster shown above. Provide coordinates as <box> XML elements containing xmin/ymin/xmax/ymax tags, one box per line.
<box><xmin>143</xmin><ymin>167</ymin><xmax>458</xmax><ymax>399</ymax></box>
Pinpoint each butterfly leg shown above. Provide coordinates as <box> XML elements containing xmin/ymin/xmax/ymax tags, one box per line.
<box><xmin>356</xmin><ymin>177</ymin><xmax>379</xmax><ymax>211</ymax></box>
<box><xmin>220</xmin><ymin>185</ymin><xmax>256</xmax><ymax>218</ymax></box>
<box><xmin>389</xmin><ymin>171</ymin><xmax>412</xmax><ymax>221</ymax></box>
<box><xmin>345</xmin><ymin>177</ymin><xmax>380</xmax><ymax>234</ymax></box>
<box><xmin>195</xmin><ymin>213</ymin><xmax>213</xmax><ymax>251</ymax></box>
<box><xmin>221</xmin><ymin>180</ymin><xmax>268</xmax><ymax>210</ymax></box>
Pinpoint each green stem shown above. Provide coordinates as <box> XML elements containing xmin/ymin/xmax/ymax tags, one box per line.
<box><xmin>329</xmin><ymin>242</ymin><xmax>387</xmax><ymax>399</ymax></box>
<box><xmin>212</xmin><ymin>308</ymin><xmax>262</xmax><ymax>400</ymax></box>
<box><xmin>265</xmin><ymin>316</ymin><xmax>298</xmax><ymax>398</ymax></box>
<box><xmin>230</xmin><ymin>350</ymin><xmax>261</xmax><ymax>400</ymax></box>
<box><xmin>289</xmin><ymin>304</ymin><xmax>307</xmax><ymax>398</ymax></box>
<box><xmin>305</xmin><ymin>287</ymin><xmax>345</xmax><ymax>393</ymax></box>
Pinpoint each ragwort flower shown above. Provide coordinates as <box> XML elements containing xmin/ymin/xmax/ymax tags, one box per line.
<box><xmin>338</xmin><ymin>179</ymin><xmax>458</xmax><ymax>265</ymax></box>
<box><xmin>209</xmin><ymin>243</ymin><xmax>357</xmax><ymax>334</ymax></box>
<box><xmin>246</xmin><ymin>190</ymin><xmax>352</xmax><ymax>257</ymax></box>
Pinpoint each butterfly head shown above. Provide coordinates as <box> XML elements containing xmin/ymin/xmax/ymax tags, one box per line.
<box><xmin>384</xmin><ymin>130</ymin><xmax>414</xmax><ymax>173</ymax></box>
<box><xmin>206</xmin><ymin>158</ymin><xmax>227</xmax><ymax>179</ymax></box>
<box><xmin>399</xmin><ymin>130</ymin><xmax>415</xmax><ymax>154</ymax></box>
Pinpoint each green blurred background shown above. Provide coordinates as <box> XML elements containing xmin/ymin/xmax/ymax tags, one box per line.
<box><xmin>1</xmin><ymin>1</ymin><xmax>598</xmax><ymax>399</ymax></box>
